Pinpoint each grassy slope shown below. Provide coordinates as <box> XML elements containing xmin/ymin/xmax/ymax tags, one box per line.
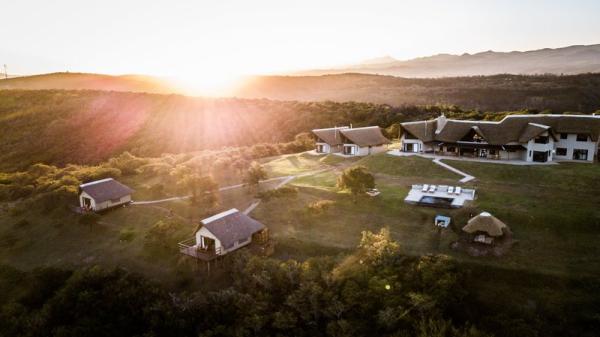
<box><xmin>1</xmin><ymin>150</ymin><xmax>599</xmax><ymax>330</ymax></box>
<box><xmin>253</xmin><ymin>152</ymin><xmax>600</xmax><ymax>335</ymax></box>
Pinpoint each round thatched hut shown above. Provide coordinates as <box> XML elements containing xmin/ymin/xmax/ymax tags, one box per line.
<box><xmin>462</xmin><ymin>212</ymin><xmax>508</xmax><ymax>244</ymax></box>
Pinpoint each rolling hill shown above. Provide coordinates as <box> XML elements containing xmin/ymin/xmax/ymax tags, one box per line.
<box><xmin>4</xmin><ymin>72</ymin><xmax>600</xmax><ymax>112</ymax></box>
<box><xmin>234</xmin><ymin>73</ymin><xmax>600</xmax><ymax>111</ymax></box>
<box><xmin>297</xmin><ymin>44</ymin><xmax>600</xmax><ymax>77</ymax></box>
<box><xmin>0</xmin><ymin>72</ymin><xmax>178</xmax><ymax>94</ymax></box>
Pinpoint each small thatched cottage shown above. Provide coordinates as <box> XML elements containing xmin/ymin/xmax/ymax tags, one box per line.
<box><xmin>79</xmin><ymin>178</ymin><xmax>134</xmax><ymax>212</ymax></box>
<box><xmin>462</xmin><ymin>212</ymin><xmax>509</xmax><ymax>244</ymax></box>
<box><xmin>179</xmin><ymin>208</ymin><xmax>269</xmax><ymax>260</ymax></box>
<box><xmin>312</xmin><ymin>126</ymin><xmax>390</xmax><ymax>156</ymax></box>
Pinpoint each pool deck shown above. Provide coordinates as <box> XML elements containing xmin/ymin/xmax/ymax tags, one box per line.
<box><xmin>404</xmin><ymin>184</ymin><xmax>476</xmax><ymax>208</ymax></box>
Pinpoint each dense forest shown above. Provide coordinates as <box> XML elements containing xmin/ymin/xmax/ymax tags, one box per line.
<box><xmin>0</xmin><ymin>90</ymin><xmax>459</xmax><ymax>171</ymax></box>
<box><xmin>2</xmin><ymin>89</ymin><xmax>597</xmax><ymax>171</ymax></box>
<box><xmin>235</xmin><ymin>73</ymin><xmax>600</xmax><ymax>112</ymax></box>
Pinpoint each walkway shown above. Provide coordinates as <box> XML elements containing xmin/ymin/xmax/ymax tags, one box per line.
<box><xmin>131</xmin><ymin>175</ymin><xmax>293</xmax><ymax>205</ymax></box>
<box><xmin>387</xmin><ymin>150</ymin><xmax>475</xmax><ymax>183</ymax></box>
<box><xmin>432</xmin><ymin>158</ymin><xmax>475</xmax><ymax>183</ymax></box>
<box><xmin>243</xmin><ymin>175</ymin><xmax>296</xmax><ymax>214</ymax></box>
<box><xmin>387</xmin><ymin>149</ymin><xmax>557</xmax><ymax>166</ymax></box>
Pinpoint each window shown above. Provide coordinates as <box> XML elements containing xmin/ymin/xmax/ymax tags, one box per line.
<box><xmin>573</xmin><ymin>149</ymin><xmax>588</xmax><ymax>160</ymax></box>
<box><xmin>576</xmin><ymin>134</ymin><xmax>588</xmax><ymax>142</ymax></box>
<box><xmin>560</xmin><ymin>133</ymin><xmax>568</xmax><ymax>139</ymax></box>
<box><xmin>556</xmin><ymin>148</ymin><xmax>567</xmax><ymax>156</ymax></box>
<box><xmin>529</xmin><ymin>150</ymin><xmax>532</xmax><ymax>157</ymax></box>
<box><xmin>534</xmin><ymin>136</ymin><xmax>549</xmax><ymax>144</ymax></box>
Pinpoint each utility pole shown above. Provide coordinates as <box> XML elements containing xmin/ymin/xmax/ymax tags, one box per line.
<box><xmin>2</xmin><ymin>64</ymin><xmax>6</xmax><ymax>79</ymax></box>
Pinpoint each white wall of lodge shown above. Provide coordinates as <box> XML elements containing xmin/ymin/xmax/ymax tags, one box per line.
<box><xmin>553</xmin><ymin>133</ymin><xmax>597</xmax><ymax>162</ymax></box>
<box><xmin>343</xmin><ymin>144</ymin><xmax>387</xmax><ymax>156</ymax></box>
<box><xmin>315</xmin><ymin>142</ymin><xmax>330</xmax><ymax>153</ymax></box>
<box><xmin>400</xmin><ymin>132</ymin><xmax>599</xmax><ymax>162</ymax></box>
<box><xmin>525</xmin><ymin>131</ymin><xmax>555</xmax><ymax>162</ymax></box>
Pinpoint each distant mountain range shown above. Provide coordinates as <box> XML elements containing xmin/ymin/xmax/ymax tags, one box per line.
<box><xmin>1</xmin><ymin>44</ymin><xmax>600</xmax><ymax>111</ymax></box>
<box><xmin>296</xmin><ymin>44</ymin><xmax>600</xmax><ymax>77</ymax></box>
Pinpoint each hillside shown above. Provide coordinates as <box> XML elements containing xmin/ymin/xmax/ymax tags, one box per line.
<box><xmin>0</xmin><ymin>72</ymin><xmax>178</xmax><ymax>94</ymax></box>
<box><xmin>4</xmin><ymin>72</ymin><xmax>600</xmax><ymax>112</ymax></box>
<box><xmin>0</xmin><ymin>90</ymin><xmax>459</xmax><ymax>171</ymax></box>
<box><xmin>298</xmin><ymin>44</ymin><xmax>600</xmax><ymax>77</ymax></box>
<box><xmin>234</xmin><ymin>73</ymin><xmax>600</xmax><ymax>111</ymax></box>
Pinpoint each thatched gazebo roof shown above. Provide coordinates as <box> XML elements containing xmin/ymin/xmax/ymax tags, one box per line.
<box><xmin>462</xmin><ymin>212</ymin><xmax>508</xmax><ymax>237</ymax></box>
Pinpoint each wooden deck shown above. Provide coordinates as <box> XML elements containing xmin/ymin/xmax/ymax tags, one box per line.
<box><xmin>178</xmin><ymin>238</ymin><xmax>221</xmax><ymax>261</ymax></box>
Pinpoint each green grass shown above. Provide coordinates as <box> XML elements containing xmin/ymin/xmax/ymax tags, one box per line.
<box><xmin>255</xmin><ymin>155</ymin><xmax>600</xmax><ymax>278</ymax></box>
<box><xmin>356</xmin><ymin>153</ymin><xmax>461</xmax><ymax>180</ymax></box>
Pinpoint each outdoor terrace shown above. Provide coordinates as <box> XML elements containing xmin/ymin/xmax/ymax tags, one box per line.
<box><xmin>404</xmin><ymin>184</ymin><xmax>476</xmax><ymax>208</ymax></box>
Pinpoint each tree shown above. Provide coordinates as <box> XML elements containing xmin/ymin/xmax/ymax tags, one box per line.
<box><xmin>337</xmin><ymin>166</ymin><xmax>375</xmax><ymax>199</ymax></box>
<box><xmin>177</xmin><ymin>173</ymin><xmax>218</xmax><ymax>210</ymax></box>
<box><xmin>358</xmin><ymin>228</ymin><xmax>400</xmax><ymax>267</ymax></box>
<box><xmin>243</xmin><ymin>162</ymin><xmax>267</xmax><ymax>191</ymax></box>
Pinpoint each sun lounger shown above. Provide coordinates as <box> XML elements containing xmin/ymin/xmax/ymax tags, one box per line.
<box><xmin>447</xmin><ymin>186</ymin><xmax>454</xmax><ymax>194</ymax></box>
<box><xmin>428</xmin><ymin>185</ymin><xmax>436</xmax><ymax>193</ymax></box>
<box><xmin>422</xmin><ymin>184</ymin><xmax>429</xmax><ymax>192</ymax></box>
<box><xmin>455</xmin><ymin>186</ymin><xmax>462</xmax><ymax>195</ymax></box>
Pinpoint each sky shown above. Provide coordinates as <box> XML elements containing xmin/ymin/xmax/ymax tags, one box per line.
<box><xmin>2</xmin><ymin>0</ymin><xmax>600</xmax><ymax>90</ymax></box>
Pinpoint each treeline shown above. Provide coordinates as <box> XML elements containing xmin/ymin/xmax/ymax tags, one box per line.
<box><xmin>0</xmin><ymin>229</ymin><xmax>491</xmax><ymax>337</ymax></box>
<box><xmin>235</xmin><ymin>73</ymin><xmax>600</xmax><ymax>112</ymax></box>
<box><xmin>0</xmin><ymin>133</ymin><xmax>314</xmax><ymax>214</ymax></box>
<box><xmin>4</xmin><ymin>89</ymin><xmax>588</xmax><ymax>171</ymax></box>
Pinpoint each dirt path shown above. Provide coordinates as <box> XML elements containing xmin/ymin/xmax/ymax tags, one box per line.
<box><xmin>131</xmin><ymin>175</ymin><xmax>294</xmax><ymax>205</ymax></box>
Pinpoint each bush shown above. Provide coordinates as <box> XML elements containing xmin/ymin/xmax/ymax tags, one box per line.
<box><xmin>257</xmin><ymin>186</ymin><xmax>298</xmax><ymax>201</ymax></box>
<box><xmin>145</xmin><ymin>220</ymin><xmax>184</xmax><ymax>250</ymax></box>
<box><xmin>119</xmin><ymin>228</ymin><xmax>136</xmax><ymax>242</ymax></box>
<box><xmin>337</xmin><ymin>166</ymin><xmax>375</xmax><ymax>197</ymax></box>
<box><xmin>307</xmin><ymin>199</ymin><xmax>336</xmax><ymax>214</ymax></box>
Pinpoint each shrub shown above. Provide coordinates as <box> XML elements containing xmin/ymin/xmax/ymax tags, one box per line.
<box><xmin>119</xmin><ymin>228</ymin><xmax>136</xmax><ymax>242</ymax></box>
<box><xmin>337</xmin><ymin>166</ymin><xmax>375</xmax><ymax>197</ymax></box>
<box><xmin>307</xmin><ymin>199</ymin><xmax>336</xmax><ymax>214</ymax></box>
<box><xmin>257</xmin><ymin>186</ymin><xmax>298</xmax><ymax>201</ymax></box>
<box><xmin>145</xmin><ymin>220</ymin><xmax>184</xmax><ymax>250</ymax></box>
<box><xmin>148</xmin><ymin>184</ymin><xmax>165</xmax><ymax>198</ymax></box>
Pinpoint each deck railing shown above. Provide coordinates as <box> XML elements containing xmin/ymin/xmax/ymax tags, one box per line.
<box><xmin>178</xmin><ymin>238</ymin><xmax>221</xmax><ymax>261</ymax></box>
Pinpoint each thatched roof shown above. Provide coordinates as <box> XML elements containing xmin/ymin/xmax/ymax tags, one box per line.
<box><xmin>401</xmin><ymin>114</ymin><xmax>600</xmax><ymax>144</ymax></box>
<box><xmin>401</xmin><ymin>120</ymin><xmax>438</xmax><ymax>142</ymax></box>
<box><xmin>340</xmin><ymin>126</ymin><xmax>391</xmax><ymax>147</ymax></box>
<box><xmin>312</xmin><ymin>127</ymin><xmax>348</xmax><ymax>145</ymax></box>
<box><xmin>462</xmin><ymin>212</ymin><xmax>508</xmax><ymax>237</ymax></box>
<box><xmin>79</xmin><ymin>178</ymin><xmax>134</xmax><ymax>203</ymax></box>
<box><xmin>198</xmin><ymin>209</ymin><xmax>265</xmax><ymax>248</ymax></box>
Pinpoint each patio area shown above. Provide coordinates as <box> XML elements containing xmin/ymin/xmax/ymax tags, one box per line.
<box><xmin>404</xmin><ymin>184</ymin><xmax>476</xmax><ymax>208</ymax></box>
<box><xmin>387</xmin><ymin>149</ymin><xmax>558</xmax><ymax>166</ymax></box>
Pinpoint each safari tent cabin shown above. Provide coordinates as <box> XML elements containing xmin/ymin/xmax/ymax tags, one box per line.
<box><xmin>179</xmin><ymin>208</ymin><xmax>269</xmax><ymax>260</ymax></box>
<box><xmin>78</xmin><ymin>178</ymin><xmax>134</xmax><ymax>212</ymax></box>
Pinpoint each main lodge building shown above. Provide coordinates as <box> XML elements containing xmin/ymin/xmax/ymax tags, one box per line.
<box><xmin>400</xmin><ymin>114</ymin><xmax>600</xmax><ymax>163</ymax></box>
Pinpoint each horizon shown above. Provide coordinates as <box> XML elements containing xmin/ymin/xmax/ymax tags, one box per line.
<box><xmin>3</xmin><ymin>0</ymin><xmax>600</xmax><ymax>93</ymax></box>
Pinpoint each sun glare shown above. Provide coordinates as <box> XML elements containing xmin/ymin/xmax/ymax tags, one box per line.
<box><xmin>169</xmin><ymin>69</ymin><xmax>243</xmax><ymax>96</ymax></box>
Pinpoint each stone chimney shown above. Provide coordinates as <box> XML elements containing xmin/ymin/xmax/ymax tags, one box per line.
<box><xmin>435</xmin><ymin>113</ymin><xmax>447</xmax><ymax>134</ymax></box>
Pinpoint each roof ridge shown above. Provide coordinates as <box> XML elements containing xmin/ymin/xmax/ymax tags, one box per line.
<box><xmin>202</xmin><ymin>208</ymin><xmax>239</xmax><ymax>224</ymax></box>
<box><xmin>80</xmin><ymin>178</ymin><xmax>114</xmax><ymax>187</ymax></box>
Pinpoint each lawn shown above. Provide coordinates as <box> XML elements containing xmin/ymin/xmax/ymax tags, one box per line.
<box><xmin>253</xmin><ymin>154</ymin><xmax>600</xmax><ymax>336</ymax></box>
<box><xmin>254</xmin><ymin>154</ymin><xmax>600</xmax><ymax>279</ymax></box>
